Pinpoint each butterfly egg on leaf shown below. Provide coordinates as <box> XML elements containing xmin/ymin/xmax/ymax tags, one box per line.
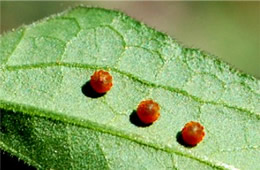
<box><xmin>90</xmin><ymin>70</ymin><xmax>113</xmax><ymax>94</ymax></box>
<box><xmin>181</xmin><ymin>121</ymin><xmax>205</xmax><ymax>146</ymax></box>
<box><xmin>136</xmin><ymin>100</ymin><xmax>160</xmax><ymax>124</ymax></box>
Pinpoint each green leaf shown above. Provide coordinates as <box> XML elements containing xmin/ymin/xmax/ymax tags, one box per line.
<box><xmin>0</xmin><ymin>6</ymin><xmax>259</xmax><ymax>170</ymax></box>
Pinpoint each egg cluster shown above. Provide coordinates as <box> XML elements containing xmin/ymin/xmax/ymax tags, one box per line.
<box><xmin>89</xmin><ymin>70</ymin><xmax>205</xmax><ymax>147</ymax></box>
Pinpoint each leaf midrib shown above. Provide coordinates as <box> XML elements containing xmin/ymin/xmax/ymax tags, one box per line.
<box><xmin>2</xmin><ymin>62</ymin><xmax>258</xmax><ymax>118</ymax></box>
<box><xmin>1</xmin><ymin>99</ymin><xmax>230</xmax><ymax>170</ymax></box>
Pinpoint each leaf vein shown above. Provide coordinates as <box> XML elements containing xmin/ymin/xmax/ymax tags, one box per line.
<box><xmin>4</xmin><ymin>62</ymin><xmax>259</xmax><ymax>118</ymax></box>
<box><xmin>0</xmin><ymin>101</ymin><xmax>229</xmax><ymax>170</ymax></box>
<box><xmin>2</xmin><ymin>27</ymin><xmax>26</xmax><ymax>65</ymax></box>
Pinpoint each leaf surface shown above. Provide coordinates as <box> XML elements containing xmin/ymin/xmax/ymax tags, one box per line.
<box><xmin>0</xmin><ymin>7</ymin><xmax>260</xmax><ymax>170</ymax></box>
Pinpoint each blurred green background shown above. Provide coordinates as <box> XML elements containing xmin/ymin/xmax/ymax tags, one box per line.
<box><xmin>1</xmin><ymin>1</ymin><xmax>259</xmax><ymax>78</ymax></box>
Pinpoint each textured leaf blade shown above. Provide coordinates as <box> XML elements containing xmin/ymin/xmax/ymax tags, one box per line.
<box><xmin>0</xmin><ymin>7</ymin><xmax>260</xmax><ymax>169</ymax></box>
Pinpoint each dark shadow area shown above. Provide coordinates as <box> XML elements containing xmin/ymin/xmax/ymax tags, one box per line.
<box><xmin>0</xmin><ymin>109</ymin><xmax>7</xmax><ymax>134</ymax></box>
<box><xmin>1</xmin><ymin>150</ymin><xmax>36</xmax><ymax>170</ymax></box>
<box><xmin>81</xmin><ymin>81</ymin><xmax>105</xmax><ymax>98</ymax></box>
<box><xmin>0</xmin><ymin>109</ymin><xmax>34</xmax><ymax>143</ymax></box>
<box><xmin>176</xmin><ymin>131</ymin><xmax>194</xmax><ymax>148</ymax></box>
<box><xmin>0</xmin><ymin>109</ymin><xmax>37</xmax><ymax>169</ymax></box>
<box><xmin>129</xmin><ymin>110</ymin><xmax>152</xmax><ymax>127</ymax></box>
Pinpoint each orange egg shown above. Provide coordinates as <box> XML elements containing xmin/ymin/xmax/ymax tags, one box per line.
<box><xmin>181</xmin><ymin>121</ymin><xmax>205</xmax><ymax>146</ymax></box>
<box><xmin>137</xmin><ymin>100</ymin><xmax>160</xmax><ymax>124</ymax></box>
<box><xmin>90</xmin><ymin>70</ymin><xmax>113</xmax><ymax>94</ymax></box>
